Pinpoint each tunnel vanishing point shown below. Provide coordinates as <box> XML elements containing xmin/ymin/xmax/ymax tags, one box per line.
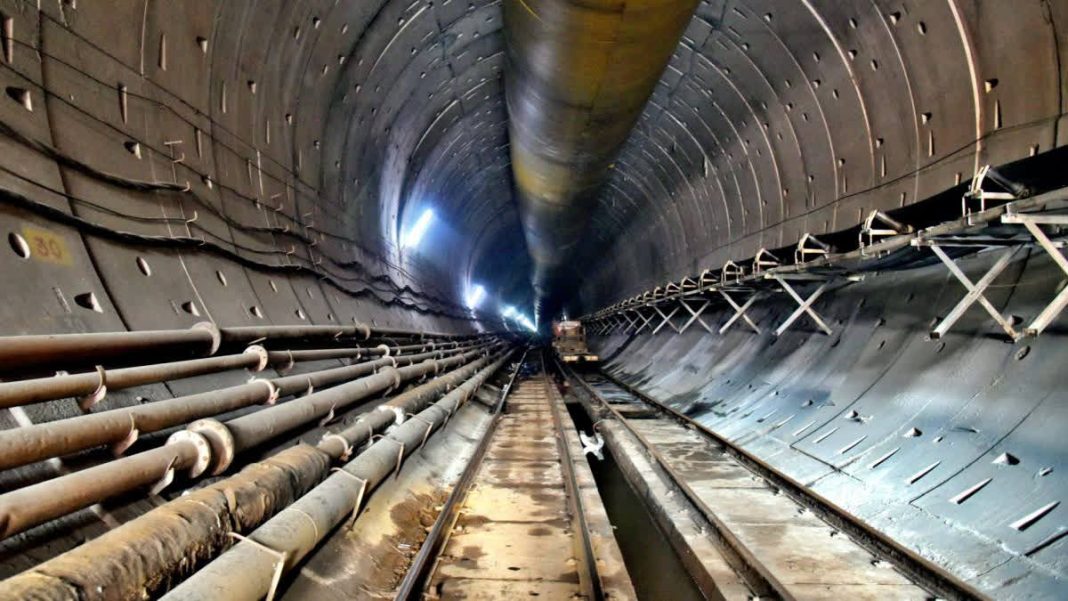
<box><xmin>0</xmin><ymin>0</ymin><xmax>1066</xmax><ymax>599</ymax></box>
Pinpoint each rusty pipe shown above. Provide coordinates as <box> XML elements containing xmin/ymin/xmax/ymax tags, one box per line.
<box><xmin>0</xmin><ymin>346</ymin><xmax>501</xmax><ymax>540</ymax></box>
<box><xmin>0</xmin><ymin>343</ymin><xmax>486</xmax><ymax>471</ymax></box>
<box><xmin>0</xmin><ymin>323</ymin><xmax>479</xmax><ymax>374</ymax></box>
<box><xmin>0</xmin><ymin>341</ymin><xmax>460</xmax><ymax>410</ymax></box>
<box><xmin>0</xmin><ymin>322</ymin><xmax>221</xmax><ymax>374</ymax></box>
<box><xmin>0</xmin><ymin>354</ymin><xmax>510</xmax><ymax>600</ymax></box>
<box><xmin>503</xmin><ymin>0</ymin><xmax>698</xmax><ymax>317</ymax></box>
<box><xmin>161</xmin><ymin>353</ymin><xmax>513</xmax><ymax>601</ymax></box>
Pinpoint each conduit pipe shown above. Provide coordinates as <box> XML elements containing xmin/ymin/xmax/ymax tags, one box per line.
<box><xmin>503</xmin><ymin>0</ymin><xmax>699</xmax><ymax>316</ymax></box>
<box><xmin>0</xmin><ymin>346</ymin><xmax>501</xmax><ymax>540</ymax></box>
<box><xmin>0</xmin><ymin>323</ymin><xmax>479</xmax><ymax>374</ymax></box>
<box><xmin>162</xmin><ymin>353</ymin><xmax>513</xmax><ymax>601</ymax></box>
<box><xmin>0</xmin><ymin>342</ymin><xmax>488</xmax><ymax>472</ymax></box>
<box><xmin>0</xmin><ymin>342</ymin><xmax>439</xmax><ymax>410</ymax></box>
<box><xmin>0</xmin><ymin>352</ymin><xmax>511</xmax><ymax>601</ymax></box>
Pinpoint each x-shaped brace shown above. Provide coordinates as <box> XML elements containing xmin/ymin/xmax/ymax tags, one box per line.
<box><xmin>679</xmin><ymin>299</ymin><xmax>714</xmax><ymax>334</ymax></box>
<box><xmin>773</xmin><ymin>277</ymin><xmax>833</xmax><ymax>336</ymax></box>
<box><xmin>928</xmin><ymin>244</ymin><xmax>1021</xmax><ymax>340</ymax></box>
<box><xmin>719</xmin><ymin>290</ymin><xmax>762</xmax><ymax>334</ymax></box>
<box><xmin>1003</xmin><ymin>214</ymin><xmax>1068</xmax><ymax>336</ymax></box>
<box><xmin>633</xmin><ymin>309</ymin><xmax>656</xmax><ymax>334</ymax></box>
<box><xmin>652</xmin><ymin>304</ymin><xmax>682</xmax><ymax>335</ymax></box>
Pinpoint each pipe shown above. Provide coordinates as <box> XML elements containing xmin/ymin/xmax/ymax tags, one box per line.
<box><xmin>0</xmin><ymin>353</ymin><xmax>512</xmax><ymax>601</ymax></box>
<box><xmin>0</xmin><ymin>343</ymin><xmax>486</xmax><ymax>471</ymax></box>
<box><xmin>161</xmin><ymin>353</ymin><xmax>513</xmax><ymax>601</ymax></box>
<box><xmin>0</xmin><ymin>341</ymin><xmax>451</xmax><ymax>409</ymax></box>
<box><xmin>503</xmin><ymin>0</ymin><xmax>698</xmax><ymax>317</ymax></box>
<box><xmin>0</xmin><ymin>346</ymin><xmax>501</xmax><ymax>540</ymax></box>
<box><xmin>0</xmin><ymin>323</ymin><xmax>478</xmax><ymax>374</ymax></box>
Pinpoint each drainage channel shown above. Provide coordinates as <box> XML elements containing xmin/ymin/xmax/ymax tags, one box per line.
<box><xmin>560</xmin><ymin>373</ymin><xmax>706</xmax><ymax>601</ymax></box>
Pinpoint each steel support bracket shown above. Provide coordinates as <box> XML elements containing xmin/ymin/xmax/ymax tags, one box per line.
<box><xmin>678</xmin><ymin>299</ymin><xmax>714</xmax><ymax>334</ymax></box>
<box><xmin>718</xmin><ymin>290</ymin><xmax>762</xmax><ymax>334</ymax></box>
<box><xmin>927</xmin><ymin>244</ymin><xmax>1022</xmax><ymax>340</ymax></box>
<box><xmin>772</xmin><ymin>276</ymin><xmax>834</xmax><ymax>336</ymax></box>
<box><xmin>651</xmin><ymin>304</ymin><xmax>682</xmax><ymax>335</ymax></box>
<box><xmin>1001</xmin><ymin>212</ymin><xmax>1068</xmax><ymax>336</ymax></box>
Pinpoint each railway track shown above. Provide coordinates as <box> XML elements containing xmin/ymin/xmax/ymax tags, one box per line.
<box><xmin>396</xmin><ymin>352</ymin><xmax>634</xmax><ymax>600</ymax></box>
<box><xmin>564</xmin><ymin>366</ymin><xmax>989</xmax><ymax>601</ymax></box>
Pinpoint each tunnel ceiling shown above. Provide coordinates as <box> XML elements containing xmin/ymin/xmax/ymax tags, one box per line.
<box><xmin>311</xmin><ymin>0</ymin><xmax>1066</xmax><ymax>321</ymax></box>
<box><xmin>2</xmin><ymin>0</ymin><xmax>1061</xmax><ymax>324</ymax></box>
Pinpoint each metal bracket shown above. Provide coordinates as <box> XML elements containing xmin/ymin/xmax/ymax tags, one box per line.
<box><xmin>927</xmin><ymin>244</ymin><xmax>1022</xmax><ymax>340</ymax></box>
<box><xmin>651</xmin><ymin>304</ymin><xmax>681</xmax><ymax>335</ymax></box>
<box><xmin>1001</xmin><ymin>212</ymin><xmax>1068</xmax><ymax>336</ymax></box>
<box><xmin>963</xmin><ymin>165</ymin><xmax>1024</xmax><ymax>218</ymax></box>
<box><xmin>678</xmin><ymin>300</ymin><xmax>714</xmax><ymax>334</ymax></box>
<box><xmin>718</xmin><ymin>290</ymin><xmax>762</xmax><ymax>334</ymax></box>
<box><xmin>227</xmin><ymin>532</ymin><xmax>289</xmax><ymax>601</ymax></box>
<box><xmin>632</xmin><ymin>309</ymin><xmax>656</xmax><ymax>334</ymax></box>
<box><xmin>860</xmin><ymin>210</ymin><xmax>912</xmax><ymax>252</ymax></box>
<box><xmin>772</xmin><ymin>276</ymin><xmax>834</xmax><ymax>336</ymax></box>
<box><xmin>795</xmin><ymin>233</ymin><xmax>831</xmax><ymax>265</ymax></box>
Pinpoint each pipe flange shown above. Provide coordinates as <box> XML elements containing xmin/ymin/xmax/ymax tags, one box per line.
<box><xmin>381</xmin><ymin>366</ymin><xmax>402</xmax><ymax>392</ymax></box>
<box><xmin>192</xmin><ymin>321</ymin><xmax>222</xmax><ymax>355</ymax></box>
<box><xmin>188</xmin><ymin>418</ymin><xmax>236</xmax><ymax>475</ymax></box>
<box><xmin>166</xmin><ymin>430</ymin><xmax>212</xmax><ymax>478</ymax></box>
<box><xmin>77</xmin><ymin>365</ymin><xmax>108</xmax><ymax>412</ymax></box>
<box><xmin>244</xmin><ymin>345</ymin><xmax>269</xmax><ymax>372</ymax></box>
<box><xmin>353</xmin><ymin>321</ymin><xmax>372</xmax><ymax>340</ymax></box>
<box><xmin>249</xmin><ymin>377</ymin><xmax>279</xmax><ymax>405</ymax></box>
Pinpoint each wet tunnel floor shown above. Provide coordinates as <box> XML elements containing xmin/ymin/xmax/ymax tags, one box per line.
<box><xmin>564</xmin><ymin>397</ymin><xmax>705</xmax><ymax>601</ymax></box>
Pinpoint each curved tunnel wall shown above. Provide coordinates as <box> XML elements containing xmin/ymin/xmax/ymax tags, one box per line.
<box><xmin>577</xmin><ymin>0</ymin><xmax>1068</xmax><ymax>310</ymax></box>
<box><xmin>591</xmin><ymin>248</ymin><xmax>1068</xmax><ymax>599</ymax></box>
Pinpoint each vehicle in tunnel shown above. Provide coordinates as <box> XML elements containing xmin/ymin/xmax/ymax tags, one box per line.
<box><xmin>0</xmin><ymin>0</ymin><xmax>1065</xmax><ymax>599</ymax></box>
<box><xmin>552</xmin><ymin>319</ymin><xmax>600</xmax><ymax>363</ymax></box>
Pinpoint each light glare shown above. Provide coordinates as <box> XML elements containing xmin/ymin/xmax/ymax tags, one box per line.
<box><xmin>401</xmin><ymin>208</ymin><xmax>434</xmax><ymax>249</ymax></box>
<box><xmin>465</xmin><ymin>284</ymin><xmax>486</xmax><ymax>310</ymax></box>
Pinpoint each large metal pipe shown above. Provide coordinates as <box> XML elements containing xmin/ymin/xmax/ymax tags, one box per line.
<box><xmin>0</xmin><ymin>346</ymin><xmax>500</xmax><ymax>540</ymax></box>
<box><xmin>0</xmin><ymin>323</ymin><xmax>478</xmax><ymax>374</ymax></box>
<box><xmin>0</xmin><ymin>343</ymin><xmax>485</xmax><ymax>471</ymax></box>
<box><xmin>161</xmin><ymin>353</ymin><xmax>513</xmax><ymax>601</ymax></box>
<box><xmin>503</xmin><ymin>0</ymin><xmax>698</xmax><ymax>317</ymax></box>
<box><xmin>0</xmin><ymin>352</ymin><xmax>512</xmax><ymax>601</ymax></box>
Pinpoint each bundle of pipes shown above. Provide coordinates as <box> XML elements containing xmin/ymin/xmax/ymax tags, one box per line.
<box><xmin>0</xmin><ymin>322</ymin><xmax>482</xmax><ymax>375</ymax></box>
<box><xmin>0</xmin><ymin>350</ymin><xmax>513</xmax><ymax>601</ymax></box>
<box><xmin>0</xmin><ymin>341</ymin><xmax>502</xmax><ymax>540</ymax></box>
<box><xmin>0</xmin><ymin>340</ymin><xmax>454</xmax><ymax>409</ymax></box>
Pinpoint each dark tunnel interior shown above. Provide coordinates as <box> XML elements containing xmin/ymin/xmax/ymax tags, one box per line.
<box><xmin>0</xmin><ymin>0</ymin><xmax>1066</xmax><ymax>599</ymax></box>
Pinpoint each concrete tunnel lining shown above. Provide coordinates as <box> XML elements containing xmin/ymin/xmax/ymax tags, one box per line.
<box><xmin>0</xmin><ymin>0</ymin><xmax>1064</xmax><ymax>599</ymax></box>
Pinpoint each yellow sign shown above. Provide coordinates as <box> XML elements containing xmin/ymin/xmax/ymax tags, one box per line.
<box><xmin>22</xmin><ymin>225</ymin><xmax>72</xmax><ymax>266</ymax></box>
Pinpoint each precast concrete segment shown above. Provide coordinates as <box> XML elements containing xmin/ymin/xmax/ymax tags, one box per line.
<box><xmin>503</xmin><ymin>0</ymin><xmax>700</xmax><ymax>315</ymax></box>
<box><xmin>0</xmin><ymin>352</ymin><xmax>513</xmax><ymax>601</ymax></box>
<box><xmin>160</xmin><ymin>353</ymin><xmax>515</xmax><ymax>601</ymax></box>
<box><xmin>589</xmin><ymin>249</ymin><xmax>1068</xmax><ymax>600</ymax></box>
<box><xmin>0</xmin><ymin>345</ymin><xmax>500</xmax><ymax>540</ymax></box>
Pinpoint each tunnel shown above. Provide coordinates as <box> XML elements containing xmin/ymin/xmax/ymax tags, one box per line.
<box><xmin>0</xmin><ymin>0</ymin><xmax>1065</xmax><ymax>599</ymax></box>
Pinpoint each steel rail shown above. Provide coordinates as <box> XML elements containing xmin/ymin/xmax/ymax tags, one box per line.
<box><xmin>0</xmin><ymin>343</ymin><xmax>487</xmax><ymax>472</ymax></box>
<box><xmin>160</xmin><ymin>353</ymin><xmax>515</xmax><ymax>601</ymax></box>
<box><xmin>0</xmin><ymin>323</ymin><xmax>480</xmax><ymax>374</ymax></box>
<box><xmin>562</xmin><ymin>364</ymin><xmax>786</xmax><ymax>601</ymax></box>
<box><xmin>392</xmin><ymin>347</ymin><xmax>529</xmax><ymax>600</ymax></box>
<box><xmin>0</xmin><ymin>346</ymin><xmax>501</xmax><ymax>540</ymax></box>
<box><xmin>585</xmin><ymin>368</ymin><xmax>989</xmax><ymax>601</ymax></box>
<box><xmin>542</xmin><ymin>353</ymin><xmax>606</xmax><ymax>601</ymax></box>
<box><xmin>0</xmin><ymin>351</ymin><xmax>512</xmax><ymax>601</ymax></box>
